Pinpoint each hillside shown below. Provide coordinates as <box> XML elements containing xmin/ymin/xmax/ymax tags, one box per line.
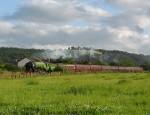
<box><xmin>0</xmin><ymin>47</ymin><xmax>150</xmax><ymax>69</ymax></box>
<box><xmin>0</xmin><ymin>47</ymin><xmax>43</xmax><ymax>64</ymax></box>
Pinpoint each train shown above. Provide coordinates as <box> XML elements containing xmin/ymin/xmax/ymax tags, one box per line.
<box><xmin>62</xmin><ymin>64</ymin><xmax>143</xmax><ymax>73</ymax></box>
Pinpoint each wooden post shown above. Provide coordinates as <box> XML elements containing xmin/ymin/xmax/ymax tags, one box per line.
<box><xmin>75</xmin><ymin>64</ymin><xmax>77</xmax><ymax>73</ymax></box>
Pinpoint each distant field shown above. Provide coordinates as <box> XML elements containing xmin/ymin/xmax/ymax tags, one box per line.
<box><xmin>0</xmin><ymin>73</ymin><xmax>149</xmax><ymax>114</ymax></box>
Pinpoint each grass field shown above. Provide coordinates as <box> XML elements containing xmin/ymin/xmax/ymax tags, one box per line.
<box><xmin>0</xmin><ymin>73</ymin><xmax>149</xmax><ymax>115</ymax></box>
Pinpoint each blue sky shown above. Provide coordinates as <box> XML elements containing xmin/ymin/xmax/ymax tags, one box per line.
<box><xmin>0</xmin><ymin>0</ymin><xmax>20</xmax><ymax>16</ymax></box>
<box><xmin>0</xmin><ymin>0</ymin><xmax>149</xmax><ymax>54</ymax></box>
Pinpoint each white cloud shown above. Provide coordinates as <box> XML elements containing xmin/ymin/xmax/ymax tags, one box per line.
<box><xmin>135</xmin><ymin>15</ymin><xmax>150</xmax><ymax>28</ymax></box>
<box><xmin>5</xmin><ymin>0</ymin><xmax>109</xmax><ymax>24</ymax></box>
<box><xmin>0</xmin><ymin>21</ymin><xmax>14</xmax><ymax>34</ymax></box>
<box><xmin>107</xmin><ymin>0</ymin><xmax>150</xmax><ymax>10</ymax></box>
<box><xmin>0</xmin><ymin>0</ymin><xmax>150</xmax><ymax>54</ymax></box>
<box><xmin>0</xmin><ymin>20</ymin><xmax>149</xmax><ymax>54</ymax></box>
<box><xmin>82</xmin><ymin>5</ymin><xmax>109</xmax><ymax>17</ymax></box>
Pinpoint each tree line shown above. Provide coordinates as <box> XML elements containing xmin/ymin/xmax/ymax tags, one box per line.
<box><xmin>0</xmin><ymin>47</ymin><xmax>150</xmax><ymax>71</ymax></box>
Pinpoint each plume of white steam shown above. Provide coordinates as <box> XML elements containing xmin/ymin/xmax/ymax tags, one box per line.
<box><xmin>41</xmin><ymin>48</ymin><xmax>102</xmax><ymax>59</ymax></box>
<box><xmin>42</xmin><ymin>49</ymin><xmax>71</xmax><ymax>59</ymax></box>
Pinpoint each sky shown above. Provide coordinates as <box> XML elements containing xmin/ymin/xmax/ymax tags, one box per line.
<box><xmin>0</xmin><ymin>0</ymin><xmax>150</xmax><ymax>54</ymax></box>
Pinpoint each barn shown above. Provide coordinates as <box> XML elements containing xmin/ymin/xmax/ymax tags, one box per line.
<box><xmin>17</xmin><ymin>58</ymin><xmax>32</xmax><ymax>68</ymax></box>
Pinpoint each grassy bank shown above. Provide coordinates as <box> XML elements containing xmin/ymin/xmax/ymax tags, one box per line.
<box><xmin>0</xmin><ymin>73</ymin><xmax>149</xmax><ymax>114</ymax></box>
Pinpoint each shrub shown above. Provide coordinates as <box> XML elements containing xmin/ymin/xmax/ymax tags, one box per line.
<box><xmin>4</xmin><ymin>64</ymin><xmax>19</xmax><ymax>72</ymax></box>
<box><xmin>141</xmin><ymin>62</ymin><xmax>150</xmax><ymax>71</ymax></box>
<box><xmin>53</xmin><ymin>65</ymin><xmax>63</xmax><ymax>72</ymax></box>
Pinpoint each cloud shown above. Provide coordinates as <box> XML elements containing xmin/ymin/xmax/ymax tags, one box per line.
<box><xmin>107</xmin><ymin>0</ymin><xmax>150</xmax><ymax>10</ymax></box>
<box><xmin>0</xmin><ymin>20</ymin><xmax>149</xmax><ymax>54</ymax></box>
<box><xmin>105</xmin><ymin>0</ymin><xmax>150</xmax><ymax>28</ymax></box>
<box><xmin>0</xmin><ymin>0</ymin><xmax>150</xmax><ymax>55</ymax></box>
<box><xmin>5</xmin><ymin>0</ymin><xmax>109</xmax><ymax>24</ymax></box>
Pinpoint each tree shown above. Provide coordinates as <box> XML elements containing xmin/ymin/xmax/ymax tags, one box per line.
<box><xmin>118</xmin><ymin>57</ymin><xmax>136</xmax><ymax>67</ymax></box>
<box><xmin>141</xmin><ymin>62</ymin><xmax>150</xmax><ymax>71</ymax></box>
<box><xmin>4</xmin><ymin>64</ymin><xmax>19</xmax><ymax>72</ymax></box>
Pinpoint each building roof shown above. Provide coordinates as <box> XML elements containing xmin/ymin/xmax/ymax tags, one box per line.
<box><xmin>18</xmin><ymin>58</ymin><xmax>31</xmax><ymax>68</ymax></box>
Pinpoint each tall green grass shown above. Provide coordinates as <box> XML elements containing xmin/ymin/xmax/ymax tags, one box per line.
<box><xmin>0</xmin><ymin>73</ymin><xmax>149</xmax><ymax>114</ymax></box>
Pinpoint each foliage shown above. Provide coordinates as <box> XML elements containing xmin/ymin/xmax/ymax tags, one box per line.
<box><xmin>0</xmin><ymin>64</ymin><xmax>19</xmax><ymax>72</ymax></box>
<box><xmin>0</xmin><ymin>64</ymin><xmax>5</xmax><ymax>71</ymax></box>
<box><xmin>141</xmin><ymin>62</ymin><xmax>150</xmax><ymax>71</ymax></box>
<box><xmin>53</xmin><ymin>65</ymin><xmax>63</xmax><ymax>72</ymax></box>
<box><xmin>118</xmin><ymin>56</ymin><xmax>136</xmax><ymax>67</ymax></box>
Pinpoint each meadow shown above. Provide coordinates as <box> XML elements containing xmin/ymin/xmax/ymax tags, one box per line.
<box><xmin>0</xmin><ymin>73</ymin><xmax>149</xmax><ymax>115</ymax></box>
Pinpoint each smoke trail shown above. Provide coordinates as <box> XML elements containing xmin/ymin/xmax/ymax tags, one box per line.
<box><xmin>41</xmin><ymin>49</ymin><xmax>71</xmax><ymax>59</ymax></box>
<box><xmin>41</xmin><ymin>48</ymin><xmax>102</xmax><ymax>60</ymax></box>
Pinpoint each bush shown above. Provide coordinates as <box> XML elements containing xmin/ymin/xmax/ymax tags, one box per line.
<box><xmin>53</xmin><ymin>65</ymin><xmax>63</xmax><ymax>72</ymax></box>
<box><xmin>141</xmin><ymin>62</ymin><xmax>150</xmax><ymax>71</ymax></box>
<box><xmin>0</xmin><ymin>64</ymin><xmax>5</xmax><ymax>71</ymax></box>
<box><xmin>4</xmin><ymin>64</ymin><xmax>19</xmax><ymax>72</ymax></box>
